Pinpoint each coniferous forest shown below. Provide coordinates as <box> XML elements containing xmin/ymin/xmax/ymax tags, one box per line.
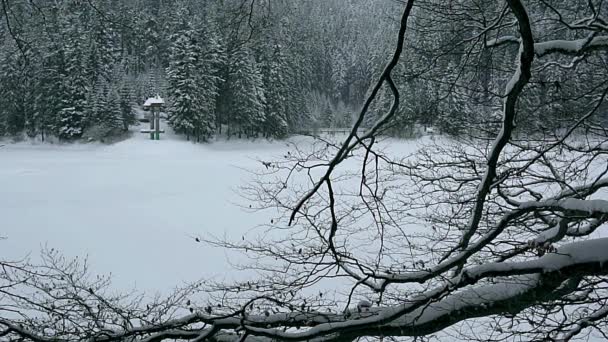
<box><xmin>0</xmin><ymin>0</ymin><xmax>395</xmax><ymax>142</ymax></box>
<box><xmin>2</xmin><ymin>1</ymin><xmax>606</xmax><ymax>143</ymax></box>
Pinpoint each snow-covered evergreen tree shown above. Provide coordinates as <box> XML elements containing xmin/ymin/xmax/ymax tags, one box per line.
<box><xmin>166</xmin><ymin>19</ymin><xmax>218</xmax><ymax>142</ymax></box>
<box><xmin>84</xmin><ymin>77</ymin><xmax>133</xmax><ymax>141</ymax></box>
<box><xmin>0</xmin><ymin>49</ymin><xmax>26</xmax><ymax>136</ymax></box>
<box><xmin>320</xmin><ymin>103</ymin><xmax>334</xmax><ymax>128</ymax></box>
<box><xmin>56</xmin><ymin>14</ymin><xmax>90</xmax><ymax>140</ymax></box>
<box><xmin>223</xmin><ymin>48</ymin><xmax>266</xmax><ymax>138</ymax></box>
<box><xmin>87</xmin><ymin>17</ymin><xmax>119</xmax><ymax>85</ymax></box>
<box><xmin>118</xmin><ymin>83</ymin><xmax>136</xmax><ymax>131</ymax></box>
<box><xmin>104</xmin><ymin>88</ymin><xmax>124</xmax><ymax>130</ymax></box>
<box><xmin>260</xmin><ymin>44</ymin><xmax>289</xmax><ymax>138</ymax></box>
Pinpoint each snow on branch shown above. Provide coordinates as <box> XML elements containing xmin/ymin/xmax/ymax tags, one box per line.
<box><xmin>251</xmin><ymin>238</ymin><xmax>608</xmax><ymax>341</ymax></box>
<box><xmin>6</xmin><ymin>234</ymin><xmax>608</xmax><ymax>342</ymax></box>
<box><xmin>380</xmin><ymin>238</ymin><xmax>608</xmax><ymax>336</ymax></box>
<box><xmin>487</xmin><ymin>35</ymin><xmax>608</xmax><ymax>57</ymax></box>
<box><xmin>519</xmin><ymin>198</ymin><xmax>608</xmax><ymax>216</ymax></box>
<box><xmin>352</xmin><ymin>195</ymin><xmax>608</xmax><ymax>288</ymax></box>
<box><xmin>535</xmin><ymin>36</ymin><xmax>608</xmax><ymax>57</ymax></box>
<box><xmin>149</xmin><ymin>238</ymin><xmax>608</xmax><ymax>342</ymax></box>
<box><xmin>560</xmin><ymin>304</ymin><xmax>608</xmax><ymax>341</ymax></box>
<box><xmin>486</xmin><ymin>35</ymin><xmax>519</xmax><ymax>47</ymax></box>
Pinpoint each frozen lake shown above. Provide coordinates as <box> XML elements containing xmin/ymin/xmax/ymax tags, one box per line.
<box><xmin>1</xmin><ymin>131</ymin><xmax>299</xmax><ymax>294</ymax></box>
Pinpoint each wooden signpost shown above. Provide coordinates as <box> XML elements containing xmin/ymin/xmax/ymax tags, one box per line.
<box><xmin>141</xmin><ymin>96</ymin><xmax>165</xmax><ymax>140</ymax></box>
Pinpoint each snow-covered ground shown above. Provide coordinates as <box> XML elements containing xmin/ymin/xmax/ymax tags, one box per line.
<box><xmin>0</xmin><ymin>125</ymin><xmax>305</xmax><ymax>293</ymax></box>
<box><xmin>3</xmin><ymin>126</ymin><xmax>608</xmax><ymax>341</ymax></box>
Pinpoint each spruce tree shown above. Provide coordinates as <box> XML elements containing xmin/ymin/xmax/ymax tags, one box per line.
<box><xmin>85</xmin><ymin>79</ymin><xmax>131</xmax><ymax>140</ymax></box>
<box><xmin>167</xmin><ymin>25</ymin><xmax>215</xmax><ymax>142</ymax></box>
<box><xmin>320</xmin><ymin>103</ymin><xmax>334</xmax><ymax>128</ymax></box>
<box><xmin>0</xmin><ymin>50</ymin><xmax>26</xmax><ymax>136</ymax></box>
<box><xmin>118</xmin><ymin>83</ymin><xmax>136</xmax><ymax>131</ymax></box>
<box><xmin>224</xmin><ymin>48</ymin><xmax>266</xmax><ymax>138</ymax></box>
<box><xmin>260</xmin><ymin>44</ymin><xmax>289</xmax><ymax>139</ymax></box>
<box><xmin>57</xmin><ymin>16</ymin><xmax>89</xmax><ymax>140</ymax></box>
<box><xmin>193</xmin><ymin>20</ymin><xmax>222</xmax><ymax>140</ymax></box>
<box><xmin>104</xmin><ymin>88</ymin><xmax>124</xmax><ymax>131</ymax></box>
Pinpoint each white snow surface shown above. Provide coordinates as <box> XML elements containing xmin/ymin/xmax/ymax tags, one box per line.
<box><xmin>2</xmin><ymin>130</ymin><xmax>608</xmax><ymax>340</ymax></box>
<box><xmin>0</xmin><ymin>128</ymin><xmax>301</xmax><ymax>293</ymax></box>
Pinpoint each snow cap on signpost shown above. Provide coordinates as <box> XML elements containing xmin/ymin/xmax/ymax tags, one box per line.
<box><xmin>143</xmin><ymin>95</ymin><xmax>165</xmax><ymax>109</ymax></box>
<box><xmin>142</xmin><ymin>96</ymin><xmax>165</xmax><ymax>140</ymax></box>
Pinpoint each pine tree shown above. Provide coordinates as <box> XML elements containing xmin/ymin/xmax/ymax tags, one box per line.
<box><xmin>320</xmin><ymin>103</ymin><xmax>334</xmax><ymax>128</ymax></box>
<box><xmin>36</xmin><ymin>47</ymin><xmax>65</xmax><ymax>141</ymax></box>
<box><xmin>167</xmin><ymin>29</ymin><xmax>198</xmax><ymax>140</ymax></box>
<box><xmin>224</xmin><ymin>48</ymin><xmax>266</xmax><ymax>138</ymax></box>
<box><xmin>56</xmin><ymin>15</ymin><xmax>90</xmax><ymax>140</ymax></box>
<box><xmin>193</xmin><ymin>19</ymin><xmax>223</xmax><ymax>140</ymax></box>
<box><xmin>86</xmin><ymin>15</ymin><xmax>119</xmax><ymax>84</ymax></box>
<box><xmin>166</xmin><ymin>23</ymin><xmax>217</xmax><ymax>142</ymax></box>
<box><xmin>57</xmin><ymin>70</ymin><xmax>89</xmax><ymax>140</ymax></box>
<box><xmin>85</xmin><ymin>78</ymin><xmax>131</xmax><ymax>141</ymax></box>
<box><xmin>0</xmin><ymin>50</ymin><xmax>27</xmax><ymax>136</ymax></box>
<box><xmin>104</xmin><ymin>88</ymin><xmax>124</xmax><ymax>130</ymax></box>
<box><xmin>260</xmin><ymin>44</ymin><xmax>289</xmax><ymax>138</ymax></box>
<box><xmin>118</xmin><ymin>83</ymin><xmax>136</xmax><ymax>131</ymax></box>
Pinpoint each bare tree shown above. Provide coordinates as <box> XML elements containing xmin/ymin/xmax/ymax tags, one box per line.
<box><xmin>3</xmin><ymin>0</ymin><xmax>608</xmax><ymax>341</ymax></box>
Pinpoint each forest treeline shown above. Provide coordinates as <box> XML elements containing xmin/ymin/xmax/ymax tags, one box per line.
<box><xmin>0</xmin><ymin>0</ymin><xmax>395</xmax><ymax>142</ymax></box>
<box><xmin>0</xmin><ymin>0</ymin><xmax>606</xmax><ymax>142</ymax></box>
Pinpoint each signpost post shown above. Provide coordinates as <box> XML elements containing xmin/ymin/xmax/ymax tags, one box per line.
<box><xmin>141</xmin><ymin>96</ymin><xmax>165</xmax><ymax>140</ymax></box>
